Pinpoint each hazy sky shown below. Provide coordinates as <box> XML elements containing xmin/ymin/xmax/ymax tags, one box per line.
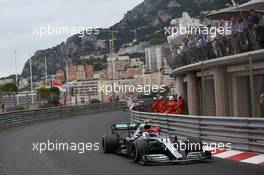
<box><xmin>0</xmin><ymin>0</ymin><xmax>143</xmax><ymax>78</ymax></box>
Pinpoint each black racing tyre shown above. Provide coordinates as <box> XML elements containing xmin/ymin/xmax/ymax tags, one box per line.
<box><xmin>102</xmin><ymin>135</ymin><xmax>119</xmax><ymax>153</ymax></box>
<box><xmin>185</xmin><ymin>137</ymin><xmax>203</xmax><ymax>154</ymax></box>
<box><xmin>131</xmin><ymin>139</ymin><xmax>148</xmax><ymax>162</ymax></box>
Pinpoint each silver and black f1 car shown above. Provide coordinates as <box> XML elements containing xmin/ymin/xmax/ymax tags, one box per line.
<box><xmin>102</xmin><ymin>123</ymin><xmax>212</xmax><ymax>165</ymax></box>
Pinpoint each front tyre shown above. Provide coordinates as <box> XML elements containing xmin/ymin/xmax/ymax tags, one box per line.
<box><xmin>102</xmin><ymin>135</ymin><xmax>118</xmax><ymax>153</ymax></box>
<box><xmin>131</xmin><ymin>139</ymin><xmax>148</xmax><ymax>162</ymax></box>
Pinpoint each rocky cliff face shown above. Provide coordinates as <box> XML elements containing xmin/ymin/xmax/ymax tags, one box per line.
<box><xmin>21</xmin><ymin>0</ymin><xmax>247</xmax><ymax>79</ymax></box>
<box><xmin>112</xmin><ymin>0</ymin><xmax>241</xmax><ymax>30</ymax></box>
<box><xmin>21</xmin><ymin>35</ymin><xmax>103</xmax><ymax>79</ymax></box>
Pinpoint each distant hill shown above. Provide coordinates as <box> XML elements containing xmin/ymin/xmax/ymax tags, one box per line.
<box><xmin>21</xmin><ymin>0</ymin><xmax>248</xmax><ymax>79</ymax></box>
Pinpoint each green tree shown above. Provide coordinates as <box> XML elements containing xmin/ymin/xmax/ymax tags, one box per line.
<box><xmin>37</xmin><ymin>87</ymin><xmax>50</xmax><ymax>102</ymax></box>
<box><xmin>49</xmin><ymin>87</ymin><xmax>60</xmax><ymax>104</ymax></box>
<box><xmin>37</xmin><ymin>87</ymin><xmax>61</xmax><ymax>104</ymax></box>
<box><xmin>0</xmin><ymin>83</ymin><xmax>18</xmax><ymax>92</ymax></box>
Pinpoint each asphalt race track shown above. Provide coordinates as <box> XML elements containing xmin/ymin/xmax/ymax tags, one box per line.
<box><xmin>0</xmin><ymin>111</ymin><xmax>263</xmax><ymax>175</ymax></box>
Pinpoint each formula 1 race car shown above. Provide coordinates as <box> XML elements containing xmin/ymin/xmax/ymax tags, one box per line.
<box><xmin>102</xmin><ymin>123</ymin><xmax>212</xmax><ymax>165</ymax></box>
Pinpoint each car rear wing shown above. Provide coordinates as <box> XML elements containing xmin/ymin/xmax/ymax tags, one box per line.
<box><xmin>111</xmin><ymin>123</ymin><xmax>139</xmax><ymax>133</ymax></box>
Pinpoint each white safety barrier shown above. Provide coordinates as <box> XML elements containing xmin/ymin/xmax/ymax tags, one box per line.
<box><xmin>0</xmin><ymin>102</ymin><xmax>125</xmax><ymax>129</ymax></box>
<box><xmin>131</xmin><ymin>110</ymin><xmax>264</xmax><ymax>153</ymax></box>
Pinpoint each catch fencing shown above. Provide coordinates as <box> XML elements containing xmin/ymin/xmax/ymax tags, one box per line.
<box><xmin>0</xmin><ymin>102</ymin><xmax>125</xmax><ymax>129</ymax></box>
<box><xmin>131</xmin><ymin>110</ymin><xmax>264</xmax><ymax>153</ymax></box>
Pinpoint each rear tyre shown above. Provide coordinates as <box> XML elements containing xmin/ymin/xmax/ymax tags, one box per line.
<box><xmin>131</xmin><ymin>139</ymin><xmax>148</xmax><ymax>162</ymax></box>
<box><xmin>102</xmin><ymin>135</ymin><xmax>118</xmax><ymax>153</ymax></box>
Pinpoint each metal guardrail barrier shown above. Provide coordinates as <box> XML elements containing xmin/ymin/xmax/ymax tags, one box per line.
<box><xmin>0</xmin><ymin>102</ymin><xmax>125</xmax><ymax>129</ymax></box>
<box><xmin>131</xmin><ymin>110</ymin><xmax>264</xmax><ymax>153</ymax></box>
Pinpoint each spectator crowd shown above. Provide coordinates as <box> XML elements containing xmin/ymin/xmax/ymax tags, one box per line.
<box><xmin>172</xmin><ymin>9</ymin><xmax>264</xmax><ymax>68</ymax></box>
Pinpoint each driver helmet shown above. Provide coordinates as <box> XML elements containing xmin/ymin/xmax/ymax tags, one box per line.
<box><xmin>169</xmin><ymin>96</ymin><xmax>174</xmax><ymax>101</ymax></box>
